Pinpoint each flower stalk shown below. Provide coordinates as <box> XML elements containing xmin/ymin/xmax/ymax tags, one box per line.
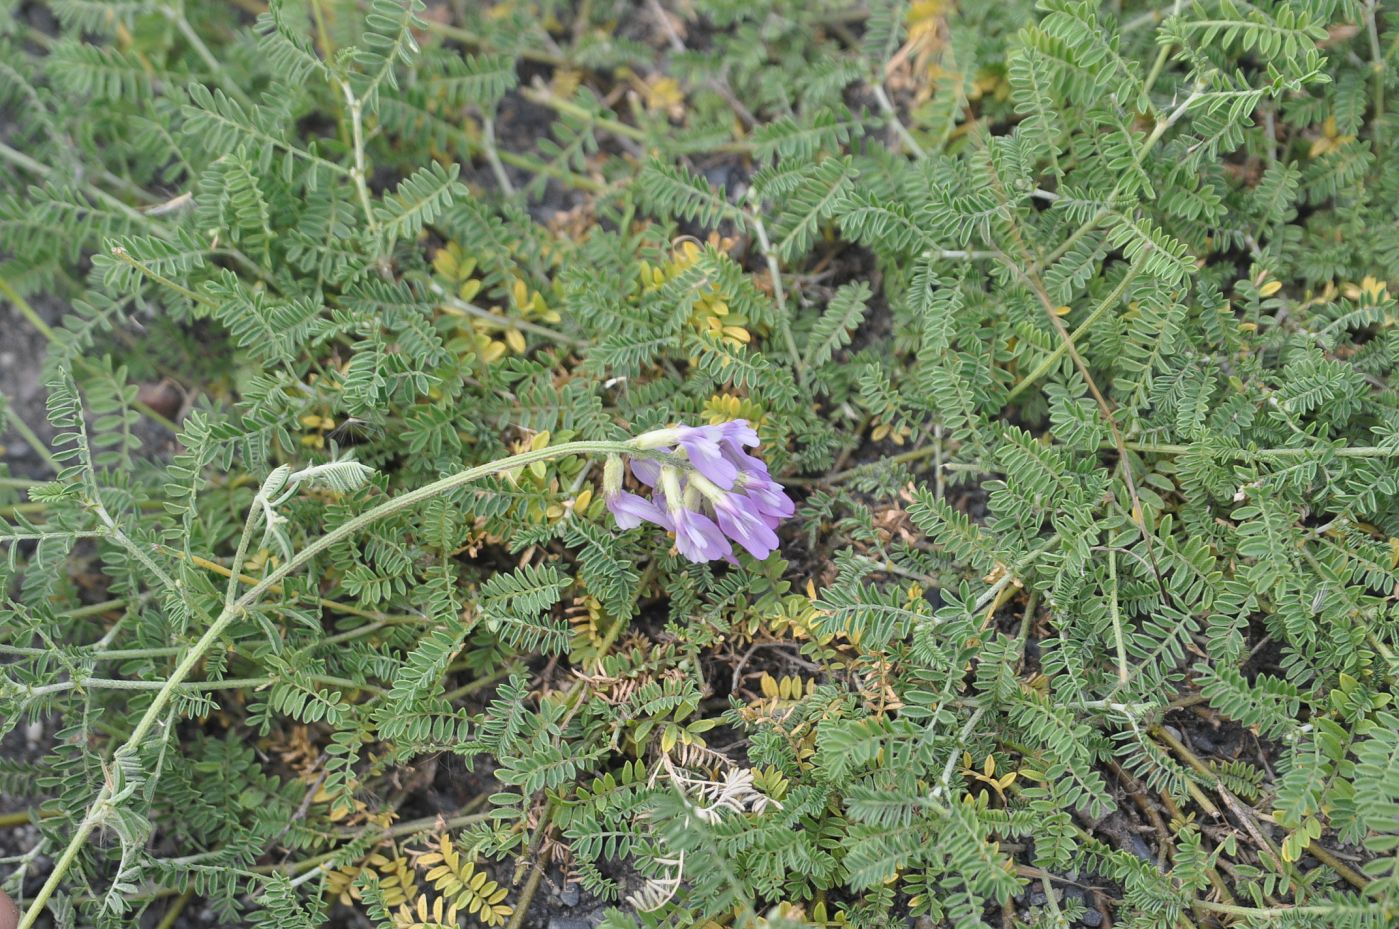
<box><xmin>17</xmin><ymin>438</ymin><xmax>636</xmax><ymax>929</ymax></box>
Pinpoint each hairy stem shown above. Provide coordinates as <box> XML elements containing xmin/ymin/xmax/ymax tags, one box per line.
<box><xmin>17</xmin><ymin>439</ymin><xmax>636</xmax><ymax>929</ymax></box>
<box><xmin>871</xmin><ymin>84</ymin><xmax>927</xmax><ymax>158</ymax></box>
<box><xmin>340</xmin><ymin>81</ymin><xmax>379</xmax><ymax>238</ymax></box>
<box><xmin>1119</xmin><ymin>442</ymin><xmax>1399</xmax><ymax>459</ymax></box>
<box><xmin>1004</xmin><ymin>267</ymin><xmax>1142</xmax><ymax>403</ymax></box>
<box><xmin>750</xmin><ymin>213</ymin><xmax>807</xmax><ymax>386</ymax></box>
<box><xmin>1366</xmin><ymin>0</ymin><xmax>1386</xmax><ymax>148</ymax></box>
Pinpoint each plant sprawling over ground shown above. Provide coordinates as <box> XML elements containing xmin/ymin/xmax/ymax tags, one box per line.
<box><xmin>3</xmin><ymin>0</ymin><xmax>1399</xmax><ymax>927</ymax></box>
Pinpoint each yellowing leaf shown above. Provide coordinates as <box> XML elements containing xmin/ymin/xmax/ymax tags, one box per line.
<box><xmin>432</xmin><ymin>246</ymin><xmax>458</xmax><ymax>278</ymax></box>
<box><xmin>480</xmin><ymin>339</ymin><xmax>506</xmax><ymax>363</ymax></box>
<box><xmin>643</xmin><ymin>75</ymin><xmax>685</xmax><ymax>118</ymax></box>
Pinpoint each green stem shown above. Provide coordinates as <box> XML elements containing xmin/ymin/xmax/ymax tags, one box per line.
<box><xmin>871</xmin><ymin>83</ymin><xmax>927</xmax><ymax>158</ymax></box>
<box><xmin>154</xmin><ymin>890</ymin><xmax>193</xmax><ymax>929</ymax></box>
<box><xmin>2</xmin><ymin>401</ymin><xmax>59</xmax><ymax>474</ymax></box>
<box><xmin>2</xmin><ymin>611</ymin><xmax>425</xmax><ymax>660</ymax></box>
<box><xmin>422</xmin><ymin>19</ymin><xmax>569</xmax><ymax>67</ymax></box>
<box><xmin>0</xmin><ymin>140</ymin><xmax>159</xmax><ymax>231</ymax></box>
<box><xmin>506</xmin><ymin>856</ymin><xmax>546</xmax><ymax>929</ymax></box>
<box><xmin>493</xmin><ymin>146</ymin><xmax>608</xmax><ymax>193</ymax></box>
<box><xmin>818</xmin><ymin>443</ymin><xmax>942</xmax><ymax>484</ymax></box>
<box><xmin>1107</xmin><ymin>550</ymin><xmax>1128</xmax><ymax>684</ymax></box>
<box><xmin>1140</xmin><ymin>0</ymin><xmax>1184</xmax><ymax>97</ymax></box>
<box><xmin>0</xmin><ymin>501</ymin><xmax>49</xmax><ymax>517</ymax></box>
<box><xmin>481</xmin><ymin>116</ymin><xmax>517</xmax><ymax>197</ymax></box>
<box><xmin>27</xmin><ymin>673</ymin><xmax>381</xmax><ymax>698</ymax></box>
<box><xmin>1193</xmin><ymin>900</ymin><xmax>1352</xmax><ymax>919</ymax></box>
<box><xmin>0</xmin><ymin>139</ymin><xmax>55</xmax><ymax>186</ymax></box>
<box><xmin>108</xmin><ymin>246</ymin><xmax>214</xmax><ymax>309</ymax></box>
<box><xmin>1119</xmin><ymin>442</ymin><xmax>1399</xmax><ymax>459</ymax></box>
<box><xmin>339</xmin><ymin>81</ymin><xmax>379</xmax><ymax>238</ymax></box>
<box><xmin>750</xmin><ymin>213</ymin><xmax>807</xmax><ymax>386</ymax></box>
<box><xmin>0</xmin><ymin>642</ymin><xmax>176</xmax><ymax>661</ymax></box>
<box><xmin>1005</xmin><ymin>268</ymin><xmax>1141</xmax><ymax>403</ymax></box>
<box><xmin>424</xmin><ymin>279</ymin><xmax>584</xmax><ymax>347</ymax></box>
<box><xmin>0</xmin><ymin>277</ymin><xmax>57</xmax><ymax>342</ymax></box>
<box><xmin>520</xmin><ymin>86</ymin><xmax>649</xmax><ymax>141</ymax></box>
<box><xmin>224</xmin><ymin>491</ymin><xmax>260</xmax><ymax>613</ymax></box>
<box><xmin>63</xmin><ymin>598</ymin><xmax>129</xmax><ymax>619</ymax></box>
<box><xmin>816</xmin><ymin>435</ymin><xmax>1399</xmax><ymax>491</ymax></box>
<box><xmin>1034</xmin><ymin>89</ymin><xmax>1200</xmax><ymax>274</ymax></box>
<box><xmin>17</xmin><ymin>440</ymin><xmax>636</xmax><ymax>929</ymax></box>
<box><xmin>159</xmin><ymin>544</ymin><xmax>402</xmax><ymax>622</ymax></box>
<box><xmin>1366</xmin><ymin>0</ymin><xmax>1386</xmax><ymax>148</ymax></box>
<box><xmin>167</xmin><ymin>8</ymin><xmax>254</xmax><ymax>108</ymax></box>
<box><xmin>441</xmin><ymin>663</ymin><xmax>520</xmax><ymax>703</ymax></box>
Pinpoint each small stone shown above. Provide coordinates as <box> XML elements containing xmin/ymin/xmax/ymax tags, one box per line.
<box><xmin>1080</xmin><ymin>907</ymin><xmax>1104</xmax><ymax>927</ymax></box>
<box><xmin>548</xmin><ymin>917</ymin><xmax>593</xmax><ymax>929</ymax></box>
<box><xmin>703</xmin><ymin>165</ymin><xmax>734</xmax><ymax>191</ymax></box>
<box><xmin>1128</xmin><ymin>835</ymin><xmax>1154</xmax><ymax>861</ymax></box>
<box><xmin>558</xmin><ymin>881</ymin><xmax>581</xmax><ymax>907</ymax></box>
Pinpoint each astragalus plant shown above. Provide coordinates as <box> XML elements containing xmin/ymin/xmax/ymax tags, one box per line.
<box><xmin>2</xmin><ymin>1</ymin><xmax>1399</xmax><ymax>928</ymax></box>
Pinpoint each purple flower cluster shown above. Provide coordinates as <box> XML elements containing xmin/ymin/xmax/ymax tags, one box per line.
<box><xmin>603</xmin><ymin>421</ymin><xmax>794</xmax><ymax>563</ymax></box>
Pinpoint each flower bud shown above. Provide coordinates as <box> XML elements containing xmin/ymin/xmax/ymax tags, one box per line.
<box><xmin>630</xmin><ymin>427</ymin><xmax>683</xmax><ymax>450</ymax></box>
<box><xmin>659</xmin><ymin>466</ymin><xmax>686</xmax><ymax>512</ymax></box>
<box><xmin>602</xmin><ymin>454</ymin><xmax>624</xmax><ymax>499</ymax></box>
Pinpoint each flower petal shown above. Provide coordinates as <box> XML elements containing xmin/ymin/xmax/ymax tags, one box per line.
<box><xmin>720</xmin><ymin>440</ymin><xmax>770</xmax><ymax>481</ymax></box>
<box><xmin>718</xmin><ymin>419</ymin><xmax>759</xmax><ymax>448</ymax></box>
<box><xmin>606</xmin><ymin>491</ymin><xmax>669</xmax><ymax>530</ymax></box>
<box><xmin>677</xmin><ymin>427</ymin><xmax>739</xmax><ymax>488</ymax></box>
<box><xmin>741</xmin><ymin>476</ymin><xmax>795</xmax><ymax>519</ymax></box>
<box><xmin>673</xmin><ymin>508</ymin><xmax>730</xmax><ymax>562</ymax></box>
<box><xmin>713</xmin><ymin>496</ymin><xmax>779</xmax><ymax>559</ymax></box>
<box><xmin>630</xmin><ymin>458</ymin><xmax>662</xmax><ymax>487</ymax></box>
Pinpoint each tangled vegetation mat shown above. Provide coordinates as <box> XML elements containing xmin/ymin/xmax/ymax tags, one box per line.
<box><xmin>3</xmin><ymin>1</ymin><xmax>1399</xmax><ymax>927</ymax></box>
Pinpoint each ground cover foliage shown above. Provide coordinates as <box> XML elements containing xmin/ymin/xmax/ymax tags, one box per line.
<box><xmin>2</xmin><ymin>0</ymin><xmax>1399</xmax><ymax>927</ymax></box>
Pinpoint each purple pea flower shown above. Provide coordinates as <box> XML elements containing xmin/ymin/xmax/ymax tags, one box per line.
<box><xmin>605</xmin><ymin>490</ymin><xmax>672</xmax><ymax>531</ymax></box>
<box><xmin>629</xmin><ymin>457</ymin><xmax>661</xmax><ymax>488</ymax></box>
<box><xmin>601</xmin><ymin>420</ymin><xmax>795</xmax><ymax>564</ymax></box>
<box><xmin>688</xmin><ymin>473</ymin><xmax>780</xmax><ymax>559</ymax></box>
<box><xmin>632</xmin><ymin>420</ymin><xmax>760</xmax><ymax>490</ymax></box>
<box><xmin>656</xmin><ymin>466</ymin><xmax>729</xmax><ymax>562</ymax></box>
<box><xmin>671</xmin><ymin>506</ymin><xmax>732</xmax><ymax>562</ymax></box>
<box><xmin>603</xmin><ymin>457</ymin><xmax>671</xmax><ymax>529</ymax></box>
<box><xmin>737</xmin><ymin>470</ymin><xmax>795</xmax><ymax>522</ymax></box>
